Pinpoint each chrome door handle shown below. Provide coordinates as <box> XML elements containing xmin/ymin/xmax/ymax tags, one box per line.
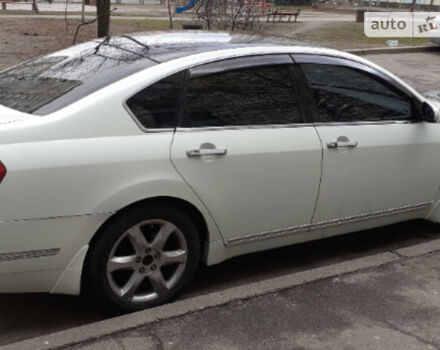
<box><xmin>327</xmin><ymin>141</ymin><xmax>358</xmax><ymax>149</ymax></box>
<box><xmin>186</xmin><ymin>148</ymin><xmax>227</xmax><ymax>157</ymax></box>
<box><xmin>327</xmin><ymin>137</ymin><xmax>358</xmax><ymax>149</ymax></box>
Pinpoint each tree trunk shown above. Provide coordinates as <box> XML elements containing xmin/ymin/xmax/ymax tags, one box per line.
<box><xmin>167</xmin><ymin>0</ymin><xmax>174</xmax><ymax>29</ymax></box>
<box><xmin>97</xmin><ymin>0</ymin><xmax>110</xmax><ymax>37</ymax></box>
<box><xmin>32</xmin><ymin>0</ymin><xmax>39</xmax><ymax>13</ymax></box>
<box><xmin>81</xmin><ymin>0</ymin><xmax>85</xmax><ymax>23</ymax></box>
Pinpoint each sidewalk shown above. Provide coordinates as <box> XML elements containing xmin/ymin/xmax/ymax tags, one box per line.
<box><xmin>76</xmin><ymin>250</ymin><xmax>440</xmax><ymax>350</ymax></box>
<box><xmin>4</xmin><ymin>239</ymin><xmax>440</xmax><ymax>350</ymax></box>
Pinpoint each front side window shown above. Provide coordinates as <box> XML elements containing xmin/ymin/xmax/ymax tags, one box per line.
<box><xmin>126</xmin><ymin>71</ymin><xmax>184</xmax><ymax>129</ymax></box>
<box><xmin>182</xmin><ymin>65</ymin><xmax>302</xmax><ymax>127</ymax></box>
<box><xmin>300</xmin><ymin>63</ymin><xmax>413</xmax><ymax>123</ymax></box>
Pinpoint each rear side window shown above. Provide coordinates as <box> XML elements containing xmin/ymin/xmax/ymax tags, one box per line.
<box><xmin>301</xmin><ymin>63</ymin><xmax>413</xmax><ymax>123</ymax></box>
<box><xmin>126</xmin><ymin>71</ymin><xmax>184</xmax><ymax>129</ymax></box>
<box><xmin>182</xmin><ymin>65</ymin><xmax>302</xmax><ymax>127</ymax></box>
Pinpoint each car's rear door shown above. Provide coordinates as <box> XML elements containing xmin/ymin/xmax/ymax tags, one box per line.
<box><xmin>294</xmin><ymin>54</ymin><xmax>440</xmax><ymax>226</ymax></box>
<box><xmin>171</xmin><ymin>55</ymin><xmax>323</xmax><ymax>243</ymax></box>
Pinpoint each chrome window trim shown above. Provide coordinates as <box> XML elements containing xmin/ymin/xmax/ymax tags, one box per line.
<box><xmin>224</xmin><ymin>201</ymin><xmax>433</xmax><ymax>246</ymax></box>
<box><xmin>176</xmin><ymin>123</ymin><xmax>315</xmax><ymax>132</ymax></box>
<box><xmin>313</xmin><ymin>120</ymin><xmax>419</xmax><ymax>127</ymax></box>
<box><xmin>174</xmin><ymin>120</ymin><xmax>418</xmax><ymax>132</ymax></box>
<box><xmin>0</xmin><ymin>248</ymin><xmax>60</xmax><ymax>263</ymax></box>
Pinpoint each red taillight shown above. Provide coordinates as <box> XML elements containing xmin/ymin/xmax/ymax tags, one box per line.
<box><xmin>0</xmin><ymin>162</ymin><xmax>6</xmax><ymax>183</ymax></box>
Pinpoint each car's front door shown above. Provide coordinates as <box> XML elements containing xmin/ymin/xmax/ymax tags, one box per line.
<box><xmin>294</xmin><ymin>55</ymin><xmax>440</xmax><ymax>225</ymax></box>
<box><xmin>171</xmin><ymin>55</ymin><xmax>323</xmax><ymax>242</ymax></box>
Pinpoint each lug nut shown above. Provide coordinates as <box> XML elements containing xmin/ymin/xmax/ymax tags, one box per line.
<box><xmin>154</xmin><ymin>252</ymin><xmax>161</xmax><ymax>259</ymax></box>
<box><xmin>151</xmin><ymin>264</ymin><xmax>157</xmax><ymax>271</ymax></box>
<box><xmin>145</xmin><ymin>248</ymin><xmax>151</xmax><ymax>254</ymax></box>
<box><xmin>139</xmin><ymin>267</ymin><xmax>146</xmax><ymax>273</ymax></box>
<box><xmin>136</xmin><ymin>257</ymin><xmax>142</xmax><ymax>263</ymax></box>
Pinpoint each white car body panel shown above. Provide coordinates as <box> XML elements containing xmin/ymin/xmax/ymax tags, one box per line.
<box><xmin>0</xmin><ymin>216</ymin><xmax>106</xmax><ymax>294</ymax></box>
<box><xmin>1</xmin><ymin>134</ymin><xmax>182</xmax><ymax>220</ymax></box>
<box><xmin>171</xmin><ymin>127</ymin><xmax>322</xmax><ymax>239</ymax></box>
<box><xmin>0</xmin><ymin>105</ymin><xmax>31</xmax><ymax>124</ymax></box>
<box><xmin>208</xmin><ymin>207</ymin><xmax>427</xmax><ymax>264</ymax></box>
<box><xmin>1</xmin><ymin>36</ymin><xmax>440</xmax><ymax>295</ymax></box>
<box><xmin>313</xmin><ymin>123</ymin><xmax>440</xmax><ymax>222</ymax></box>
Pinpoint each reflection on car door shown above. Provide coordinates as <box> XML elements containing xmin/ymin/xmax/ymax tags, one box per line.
<box><xmin>295</xmin><ymin>56</ymin><xmax>440</xmax><ymax>225</ymax></box>
<box><xmin>171</xmin><ymin>55</ymin><xmax>323</xmax><ymax>243</ymax></box>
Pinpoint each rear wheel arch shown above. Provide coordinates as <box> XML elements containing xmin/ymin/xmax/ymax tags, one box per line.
<box><xmin>81</xmin><ymin>196</ymin><xmax>209</xmax><ymax>296</ymax></box>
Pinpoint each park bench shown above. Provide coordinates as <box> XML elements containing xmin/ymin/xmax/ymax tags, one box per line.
<box><xmin>0</xmin><ymin>0</ymin><xmax>39</xmax><ymax>12</ymax></box>
<box><xmin>267</xmin><ymin>7</ymin><xmax>301</xmax><ymax>22</ymax></box>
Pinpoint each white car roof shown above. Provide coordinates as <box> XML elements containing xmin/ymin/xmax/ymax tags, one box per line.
<box><xmin>0</xmin><ymin>32</ymin><xmax>423</xmax><ymax>116</ymax></box>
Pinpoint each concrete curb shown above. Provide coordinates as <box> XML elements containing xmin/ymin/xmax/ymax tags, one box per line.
<box><xmin>348</xmin><ymin>45</ymin><xmax>440</xmax><ymax>55</ymax></box>
<box><xmin>394</xmin><ymin>238</ymin><xmax>440</xmax><ymax>257</ymax></box>
<box><xmin>3</xmin><ymin>238</ymin><xmax>440</xmax><ymax>350</ymax></box>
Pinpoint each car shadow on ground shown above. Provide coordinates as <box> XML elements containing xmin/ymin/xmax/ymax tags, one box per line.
<box><xmin>186</xmin><ymin>219</ymin><xmax>440</xmax><ymax>296</ymax></box>
<box><xmin>0</xmin><ymin>219</ymin><xmax>439</xmax><ymax>346</ymax></box>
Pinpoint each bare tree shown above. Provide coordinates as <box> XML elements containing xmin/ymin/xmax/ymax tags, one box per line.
<box><xmin>167</xmin><ymin>0</ymin><xmax>174</xmax><ymax>29</ymax></box>
<box><xmin>194</xmin><ymin>0</ymin><xmax>263</xmax><ymax>31</ymax></box>
<box><xmin>97</xmin><ymin>0</ymin><xmax>111</xmax><ymax>37</ymax></box>
<box><xmin>73</xmin><ymin>16</ymin><xmax>98</xmax><ymax>44</ymax></box>
<box><xmin>32</xmin><ymin>0</ymin><xmax>39</xmax><ymax>12</ymax></box>
<box><xmin>193</xmin><ymin>0</ymin><xmax>215</xmax><ymax>30</ymax></box>
<box><xmin>73</xmin><ymin>8</ymin><xmax>116</xmax><ymax>44</ymax></box>
<box><xmin>81</xmin><ymin>0</ymin><xmax>86</xmax><ymax>23</ymax></box>
<box><xmin>65</xmin><ymin>0</ymin><xmax>69</xmax><ymax>32</ymax></box>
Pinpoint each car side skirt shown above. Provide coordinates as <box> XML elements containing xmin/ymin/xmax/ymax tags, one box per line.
<box><xmin>225</xmin><ymin>201</ymin><xmax>433</xmax><ymax>246</ymax></box>
<box><xmin>205</xmin><ymin>202</ymin><xmax>432</xmax><ymax>265</ymax></box>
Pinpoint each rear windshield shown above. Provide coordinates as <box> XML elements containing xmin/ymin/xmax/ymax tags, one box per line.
<box><xmin>0</xmin><ymin>36</ymin><xmax>157</xmax><ymax>116</ymax></box>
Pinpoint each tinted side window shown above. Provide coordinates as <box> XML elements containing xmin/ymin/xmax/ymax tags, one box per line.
<box><xmin>182</xmin><ymin>65</ymin><xmax>301</xmax><ymax>127</ymax></box>
<box><xmin>126</xmin><ymin>71</ymin><xmax>184</xmax><ymax>129</ymax></box>
<box><xmin>301</xmin><ymin>64</ymin><xmax>413</xmax><ymax>123</ymax></box>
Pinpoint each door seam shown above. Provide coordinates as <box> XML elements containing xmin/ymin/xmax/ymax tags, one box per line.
<box><xmin>169</xmin><ymin>130</ymin><xmax>226</xmax><ymax>243</ymax></box>
<box><xmin>311</xmin><ymin>125</ymin><xmax>324</xmax><ymax>225</ymax></box>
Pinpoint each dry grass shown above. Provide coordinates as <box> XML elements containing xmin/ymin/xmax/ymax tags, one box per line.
<box><xmin>0</xmin><ymin>18</ymin><xmax>171</xmax><ymax>70</ymax></box>
<box><xmin>262</xmin><ymin>21</ymin><xmax>432</xmax><ymax>49</ymax></box>
<box><xmin>0</xmin><ymin>16</ymin><xmax>434</xmax><ymax>70</ymax></box>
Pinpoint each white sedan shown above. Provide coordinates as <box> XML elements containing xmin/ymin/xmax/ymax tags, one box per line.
<box><xmin>1</xmin><ymin>32</ymin><xmax>440</xmax><ymax>311</ymax></box>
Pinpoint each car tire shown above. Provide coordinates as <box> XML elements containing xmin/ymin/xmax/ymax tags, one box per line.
<box><xmin>86</xmin><ymin>204</ymin><xmax>200</xmax><ymax>312</ymax></box>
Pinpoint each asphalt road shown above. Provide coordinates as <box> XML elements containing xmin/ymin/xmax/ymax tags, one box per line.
<box><xmin>0</xmin><ymin>51</ymin><xmax>439</xmax><ymax>347</ymax></box>
<box><xmin>367</xmin><ymin>51</ymin><xmax>440</xmax><ymax>93</ymax></box>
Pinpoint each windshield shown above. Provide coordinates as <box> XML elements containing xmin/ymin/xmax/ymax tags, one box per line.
<box><xmin>0</xmin><ymin>36</ymin><xmax>158</xmax><ymax>116</ymax></box>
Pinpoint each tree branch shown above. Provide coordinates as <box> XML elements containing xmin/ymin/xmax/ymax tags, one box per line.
<box><xmin>72</xmin><ymin>7</ymin><xmax>116</xmax><ymax>44</ymax></box>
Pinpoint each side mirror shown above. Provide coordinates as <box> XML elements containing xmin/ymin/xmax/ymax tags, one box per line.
<box><xmin>421</xmin><ymin>102</ymin><xmax>436</xmax><ymax>123</ymax></box>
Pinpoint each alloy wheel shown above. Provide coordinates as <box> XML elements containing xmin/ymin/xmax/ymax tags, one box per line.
<box><xmin>106</xmin><ymin>219</ymin><xmax>188</xmax><ymax>304</ymax></box>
